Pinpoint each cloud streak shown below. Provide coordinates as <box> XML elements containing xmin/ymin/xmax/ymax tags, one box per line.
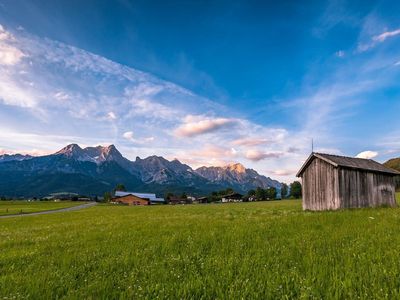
<box><xmin>245</xmin><ymin>150</ymin><xmax>283</xmax><ymax>162</ymax></box>
<box><xmin>373</xmin><ymin>28</ymin><xmax>400</xmax><ymax>42</ymax></box>
<box><xmin>358</xmin><ymin>27</ymin><xmax>400</xmax><ymax>52</ymax></box>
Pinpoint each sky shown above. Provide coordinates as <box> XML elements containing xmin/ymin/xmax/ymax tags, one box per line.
<box><xmin>0</xmin><ymin>0</ymin><xmax>400</xmax><ymax>183</ymax></box>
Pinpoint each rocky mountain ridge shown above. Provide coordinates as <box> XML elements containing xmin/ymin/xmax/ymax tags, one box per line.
<box><xmin>0</xmin><ymin>144</ymin><xmax>281</xmax><ymax>197</ymax></box>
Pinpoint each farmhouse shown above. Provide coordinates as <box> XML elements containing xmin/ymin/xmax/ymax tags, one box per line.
<box><xmin>196</xmin><ymin>196</ymin><xmax>208</xmax><ymax>204</ymax></box>
<box><xmin>113</xmin><ymin>194</ymin><xmax>150</xmax><ymax>206</ymax></box>
<box><xmin>222</xmin><ymin>192</ymin><xmax>243</xmax><ymax>203</ymax></box>
<box><xmin>168</xmin><ymin>197</ymin><xmax>192</xmax><ymax>205</ymax></box>
<box><xmin>297</xmin><ymin>152</ymin><xmax>400</xmax><ymax>211</ymax></box>
<box><xmin>114</xmin><ymin>191</ymin><xmax>165</xmax><ymax>205</ymax></box>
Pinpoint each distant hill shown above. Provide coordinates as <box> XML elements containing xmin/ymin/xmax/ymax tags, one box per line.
<box><xmin>384</xmin><ymin>157</ymin><xmax>400</xmax><ymax>172</ymax></box>
<box><xmin>0</xmin><ymin>144</ymin><xmax>282</xmax><ymax>198</ymax></box>
<box><xmin>384</xmin><ymin>157</ymin><xmax>400</xmax><ymax>191</ymax></box>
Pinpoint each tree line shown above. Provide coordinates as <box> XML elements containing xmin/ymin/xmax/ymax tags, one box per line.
<box><xmin>103</xmin><ymin>181</ymin><xmax>303</xmax><ymax>203</ymax></box>
<box><xmin>246</xmin><ymin>181</ymin><xmax>302</xmax><ymax>201</ymax></box>
<box><xmin>207</xmin><ymin>181</ymin><xmax>302</xmax><ymax>202</ymax></box>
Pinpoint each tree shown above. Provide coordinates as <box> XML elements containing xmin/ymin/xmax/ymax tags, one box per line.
<box><xmin>247</xmin><ymin>189</ymin><xmax>256</xmax><ymax>197</ymax></box>
<box><xmin>290</xmin><ymin>181</ymin><xmax>302</xmax><ymax>199</ymax></box>
<box><xmin>225</xmin><ymin>187</ymin><xmax>234</xmax><ymax>195</ymax></box>
<box><xmin>103</xmin><ymin>192</ymin><xmax>112</xmax><ymax>203</ymax></box>
<box><xmin>255</xmin><ymin>187</ymin><xmax>266</xmax><ymax>201</ymax></box>
<box><xmin>266</xmin><ymin>187</ymin><xmax>277</xmax><ymax>200</ymax></box>
<box><xmin>114</xmin><ymin>184</ymin><xmax>126</xmax><ymax>192</ymax></box>
<box><xmin>281</xmin><ymin>183</ymin><xmax>288</xmax><ymax>199</ymax></box>
<box><xmin>181</xmin><ymin>192</ymin><xmax>187</xmax><ymax>199</ymax></box>
<box><xmin>210</xmin><ymin>191</ymin><xmax>220</xmax><ymax>202</ymax></box>
<box><xmin>165</xmin><ymin>192</ymin><xmax>174</xmax><ymax>200</ymax></box>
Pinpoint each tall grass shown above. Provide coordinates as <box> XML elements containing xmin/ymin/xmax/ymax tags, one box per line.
<box><xmin>1</xmin><ymin>200</ymin><xmax>400</xmax><ymax>298</ymax></box>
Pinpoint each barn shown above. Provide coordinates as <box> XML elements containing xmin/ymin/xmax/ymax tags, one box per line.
<box><xmin>297</xmin><ymin>152</ymin><xmax>400</xmax><ymax>211</ymax></box>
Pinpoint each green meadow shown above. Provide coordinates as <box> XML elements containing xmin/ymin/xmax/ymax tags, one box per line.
<box><xmin>0</xmin><ymin>201</ymin><xmax>84</xmax><ymax>216</ymax></box>
<box><xmin>1</xmin><ymin>195</ymin><xmax>400</xmax><ymax>299</ymax></box>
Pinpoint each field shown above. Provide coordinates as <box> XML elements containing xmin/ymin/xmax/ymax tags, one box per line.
<box><xmin>0</xmin><ymin>201</ymin><xmax>86</xmax><ymax>216</ymax></box>
<box><xmin>1</xmin><ymin>196</ymin><xmax>400</xmax><ymax>299</ymax></box>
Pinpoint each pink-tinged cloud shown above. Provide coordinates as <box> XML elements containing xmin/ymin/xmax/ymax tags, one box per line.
<box><xmin>0</xmin><ymin>25</ymin><xmax>26</xmax><ymax>65</ymax></box>
<box><xmin>269</xmin><ymin>169</ymin><xmax>297</xmax><ymax>176</ymax></box>
<box><xmin>0</xmin><ymin>148</ymin><xmax>49</xmax><ymax>156</ymax></box>
<box><xmin>174</xmin><ymin>116</ymin><xmax>238</xmax><ymax>137</ymax></box>
<box><xmin>232</xmin><ymin>138</ymin><xmax>270</xmax><ymax>147</ymax></box>
<box><xmin>245</xmin><ymin>149</ymin><xmax>283</xmax><ymax>161</ymax></box>
<box><xmin>373</xmin><ymin>28</ymin><xmax>400</xmax><ymax>42</ymax></box>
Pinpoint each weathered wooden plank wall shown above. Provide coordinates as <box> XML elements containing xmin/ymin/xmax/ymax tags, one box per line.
<box><xmin>339</xmin><ymin>169</ymin><xmax>396</xmax><ymax>208</ymax></box>
<box><xmin>302</xmin><ymin>158</ymin><xmax>339</xmax><ymax>210</ymax></box>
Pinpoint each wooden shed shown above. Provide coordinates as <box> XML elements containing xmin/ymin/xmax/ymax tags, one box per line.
<box><xmin>297</xmin><ymin>152</ymin><xmax>400</xmax><ymax>211</ymax></box>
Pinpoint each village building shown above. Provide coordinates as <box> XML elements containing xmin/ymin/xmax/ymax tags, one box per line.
<box><xmin>195</xmin><ymin>196</ymin><xmax>209</xmax><ymax>204</ymax></box>
<box><xmin>297</xmin><ymin>152</ymin><xmax>400</xmax><ymax>211</ymax></box>
<box><xmin>114</xmin><ymin>191</ymin><xmax>165</xmax><ymax>205</ymax></box>
<box><xmin>221</xmin><ymin>192</ymin><xmax>243</xmax><ymax>203</ymax></box>
<box><xmin>113</xmin><ymin>194</ymin><xmax>150</xmax><ymax>206</ymax></box>
<box><xmin>168</xmin><ymin>197</ymin><xmax>192</xmax><ymax>205</ymax></box>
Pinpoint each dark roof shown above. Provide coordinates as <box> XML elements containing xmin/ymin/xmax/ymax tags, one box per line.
<box><xmin>169</xmin><ymin>197</ymin><xmax>189</xmax><ymax>201</ymax></box>
<box><xmin>223</xmin><ymin>192</ymin><xmax>243</xmax><ymax>198</ymax></box>
<box><xmin>297</xmin><ymin>152</ymin><xmax>400</xmax><ymax>177</ymax></box>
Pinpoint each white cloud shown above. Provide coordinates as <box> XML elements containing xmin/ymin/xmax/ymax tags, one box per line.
<box><xmin>107</xmin><ymin>112</ymin><xmax>117</xmax><ymax>120</ymax></box>
<box><xmin>123</xmin><ymin>131</ymin><xmax>134</xmax><ymax>141</ymax></box>
<box><xmin>128</xmin><ymin>98</ymin><xmax>176</xmax><ymax>120</ymax></box>
<box><xmin>335</xmin><ymin>50</ymin><xmax>345</xmax><ymax>57</ymax></box>
<box><xmin>122</xmin><ymin>131</ymin><xmax>154</xmax><ymax>144</ymax></box>
<box><xmin>356</xmin><ymin>150</ymin><xmax>378</xmax><ymax>159</ymax></box>
<box><xmin>54</xmin><ymin>91</ymin><xmax>70</xmax><ymax>101</ymax></box>
<box><xmin>0</xmin><ymin>43</ymin><xmax>25</xmax><ymax>65</ymax></box>
<box><xmin>174</xmin><ymin>115</ymin><xmax>238</xmax><ymax>137</ymax></box>
<box><xmin>0</xmin><ymin>25</ymin><xmax>25</xmax><ymax>65</ymax></box>
<box><xmin>0</xmin><ymin>73</ymin><xmax>38</xmax><ymax>108</ymax></box>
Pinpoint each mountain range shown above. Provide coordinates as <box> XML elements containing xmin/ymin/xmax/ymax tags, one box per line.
<box><xmin>0</xmin><ymin>144</ymin><xmax>281</xmax><ymax>198</ymax></box>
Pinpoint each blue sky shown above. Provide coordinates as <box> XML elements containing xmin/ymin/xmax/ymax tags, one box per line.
<box><xmin>0</xmin><ymin>0</ymin><xmax>400</xmax><ymax>182</ymax></box>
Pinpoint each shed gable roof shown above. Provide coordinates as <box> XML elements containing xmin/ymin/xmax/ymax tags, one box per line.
<box><xmin>297</xmin><ymin>152</ymin><xmax>400</xmax><ymax>177</ymax></box>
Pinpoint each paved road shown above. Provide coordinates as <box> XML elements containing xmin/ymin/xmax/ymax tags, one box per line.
<box><xmin>0</xmin><ymin>202</ymin><xmax>98</xmax><ymax>219</ymax></box>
